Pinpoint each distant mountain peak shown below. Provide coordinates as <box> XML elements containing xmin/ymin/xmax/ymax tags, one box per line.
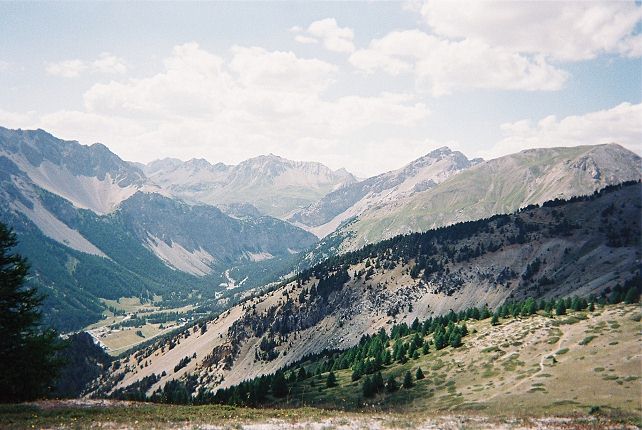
<box><xmin>288</xmin><ymin>147</ymin><xmax>475</xmax><ymax>236</ymax></box>
<box><xmin>143</xmin><ymin>153</ymin><xmax>357</xmax><ymax>218</ymax></box>
<box><xmin>334</xmin><ymin>167</ymin><xmax>353</xmax><ymax>176</ymax></box>
<box><xmin>427</xmin><ymin>146</ymin><xmax>453</xmax><ymax>156</ymax></box>
<box><xmin>409</xmin><ymin>146</ymin><xmax>468</xmax><ymax>168</ymax></box>
<box><xmin>184</xmin><ymin>158</ymin><xmax>213</xmax><ymax>170</ymax></box>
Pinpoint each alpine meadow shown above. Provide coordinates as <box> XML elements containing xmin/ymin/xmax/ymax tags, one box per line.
<box><xmin>0</xmin><ymin>1</ymin><xmax>640</xmax><ymax>429</ymax></box>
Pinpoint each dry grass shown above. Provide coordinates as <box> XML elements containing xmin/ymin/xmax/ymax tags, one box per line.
<box><xmin>1</xmin><ymin>401</ymin><xmax>638</xmax><ymax>429</ymax></box>
<box><xmin>271</xmin><ymin>304</ymin><xmax>641</xmax><ymax>423</ymax></box>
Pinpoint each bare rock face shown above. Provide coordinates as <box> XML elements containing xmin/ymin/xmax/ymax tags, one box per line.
<box><xmin>0</xmin><ymin>127</ymin><xmax>152</xmax><ymax>214</ymax></box>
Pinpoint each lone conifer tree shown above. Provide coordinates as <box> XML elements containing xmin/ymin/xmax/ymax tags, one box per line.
<box><xmin>402</xmin><ymin>371</ymin><xmax>413</xmax><ymax>388</ymax></box>
<box><xmin>326</xmin><ymin>371</ymin><xmax>338</xmax><ymax>388</ymax></box>
<box><xmin>415</xmin><ymin>367</ymin><xmax>425</xmax><ymax>380</ymax></box>
<box><xmin>0</xmin><ymin>223</ymin><xmax>64</xmax><ymax>402</ymax></box>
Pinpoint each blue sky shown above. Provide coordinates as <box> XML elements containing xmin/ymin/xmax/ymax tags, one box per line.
<box><xmin>1</xmin><ymin>1</ymin><xmax>640</xmax><ymax>177</ymax></box>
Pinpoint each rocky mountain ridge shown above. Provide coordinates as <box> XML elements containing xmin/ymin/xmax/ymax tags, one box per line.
<box><xmin>0</xmin><ymin>127</ymin><xmax>157</xmax><ymax>214</ymax></box>
<box><xmin>288</xmin><ymin>146</ymin><xmax>478</xmax><ymax>237</ymax></box>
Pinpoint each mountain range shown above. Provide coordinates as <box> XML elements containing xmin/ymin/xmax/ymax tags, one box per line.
<box><xmin>0</xmin><ymin>125</ymin><xmax>640</xmax><ymax>336</ymax></box>
<box><xmin>141</xmin><ymin>155</ymin><xmax>356</xmax><ymax>219</ymax></box>
<box><xmin>288</xmin><ymin>146</ymin><xmax>480</xmax><ymax>237</ymax></box>
<box><xmin>300</xmin><ymin>143</ymin><xmax>641</xmax><ymax>265</ymax></box>
<box><xmin>0</xmin><ymin>127</ymin><xmax>318</xmax><ymax>330</ymax></box>
<box><xmin>99</xmin><ymin>182</ymin><xmax>641</xmax><ymax>396</ymax></box>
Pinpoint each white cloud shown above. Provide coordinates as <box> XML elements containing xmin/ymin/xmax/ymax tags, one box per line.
<box><xmin>482</xmin><ymin>102</ymin><xmax>642</xmax><ymax>159</ymax></box>
<box><xmin>0</xmin><ymin>109</ymin><xmax>38</xmax><ymax>128</ymax></box>
<box><xmin>292</xmin><ymin>18</ymin><xmax>355</xmax><ymax>53</ymax></box>
<box><xmin>294</xmin><ymin>35</ymin><xmax>317</xmax><ymax>45</ymax></box>
<box><xmin>46</xmin><ymin>59</ymin><xmax>87</xmax><ymax>78</ymax></box>
<box><xmin>91</xmin><ymin>53</ymin><xmax>128</xmax><ymax>74</ymax></box>
<box><xmin>349</xmin><ymin>30</ymin><xmax>569</xmax><ymax>96</ymax></box>
<box><xmin>12</xmin><ymin>42</ymin><xmax>430</xmax><ymax>176</ymax></box>
<box><xmin>229</xmin><ymin>46</ymin><xmax>338</xmax><ymax>92</ymax></box>
<box><xmin>420</xmin><ymin>0</ymin><xmax>642</xmax><ymax>61</ymax></box>
<box><xmin>618</xmin><ymin>33</ymin><xmax>642</xmax><ymax>58</ymax></box>
<box><xmin>45</xmin><ymin>53</ymin><xmax>127</xmax><ymax>78</ymax></box>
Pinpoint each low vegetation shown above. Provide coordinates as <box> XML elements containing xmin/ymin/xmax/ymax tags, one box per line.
<box><xmin>2</xmin><ymin>302</ymin><xmax>640</xmax><ymax>428</ymax></box>
<box><xmin>109</xmin><ymin>290</ymin><xmax>640</xmax><ymax>423</ymax></box>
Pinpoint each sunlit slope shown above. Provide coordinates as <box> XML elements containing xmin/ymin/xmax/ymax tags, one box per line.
<box><xmin>336</xmin><ymin>144</ymin><xmax>641</xmax><ymax>252</ymax></box>
<box><xmin>266</xmin><ymin>304</ymin><xmax>642</xmax><ymax>418</ymax></box>
<box><xmin>99</xmin><ymin>183</ymin><xmax>640</xmax><ymax>400</ymax></box>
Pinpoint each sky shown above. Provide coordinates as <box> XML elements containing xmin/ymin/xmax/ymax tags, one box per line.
<box><xmin>0</xmin><ymin>1</ymin><xmax>640</xmax><ymax>177</ymax></box>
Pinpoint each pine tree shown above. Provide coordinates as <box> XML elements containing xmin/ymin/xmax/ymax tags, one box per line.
<box><xmin>421</xmin><ymin>342</ymin><xmax>430</xmax><ymax>355</ymax></box>
<box><xmin>362</xmin><ymin>375</ymin><xmax>374</xmax><ymax>398</ymax></box>
<box><xmin>433</xmin><ymin>331</ymin><xmax>446</xmax><ymax>350</ymax></box>
<box><xmin>555</xmin><ymin>300</ymin><xmax>567</xmax><ymax>316</ymax></box>
<box><xmin>415</xmin><ymin>367</ymin><xmax>425</xmax><ymax>380</ymax></box>
<box><xmin>297</xmin><ymin>367</ymin><xmax>307</xmax><ymax>381</ymax></box>
<box><xmin>624</xmin><ymin>287</ymin><xmax>639</xmax><ymax>304</ymax></box>
<box><xmin>411</xmin><ymin>333</ymin><xmax>423</xmax><ymax>348</ymax></box>
<box><xmin>511</xmin><ymin>305</ymin><xmax>520</xmax><ymax>318</ymax></box>
<box><xmin>351</xmin><ymin>367</ymin><xmax>362</xmax><ymax>382</ymax></box>
<box><xmin>271</xmin><ymin>371</ymin><xmax>288</xmax><ymax>397</ymax></box>
<box><xmin>608</xmin><ymin>290</ymin><xmax>621</xmax><ymax>304</ymax></box>
<box><xmin>402</xmin><ymin>371</ymin><xmax>413</xmax><ymax>388</ymax></box>
<box><xmin>384</xmin><ymin>349</ymin><xmax>392</xmax><ymax>365</ymax></box>
<box><xmin>571</xmin><ymin>297</ymin><xmax>582</xmax><ymax>311</ymax></box>
<box><xmin>326</xmin><ymin>371</ymin><xmax>338</xmax><ymax>388</ymax></box>
<box><xmin>0</xmin><ymin>223</ymin><xmax>64</xmax><ymax>403</ymax></box>
<box><xmin>449</xmin><ymin>331</ymin><xmax>462</xmax><ymax>348</ymax></box>
<box><xmin>480</xmin><ymin>306</ymin><xmax>491</xmax><ymax>319</ymax></box>
<box><xmin>491</xmin><ymin>313</ymin><xmax>500</xmax><ymax>326</ymax></box>
<box><xmin>372</xmin><ymin>371</ymin><xmax>384</xmax><ymax>393</ymax></box>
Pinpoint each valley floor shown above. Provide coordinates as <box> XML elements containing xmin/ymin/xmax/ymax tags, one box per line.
<box><xmin>85</xmin><ymin>297</ymin><xmax>196</xmax><ymax>356</ymax></box>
